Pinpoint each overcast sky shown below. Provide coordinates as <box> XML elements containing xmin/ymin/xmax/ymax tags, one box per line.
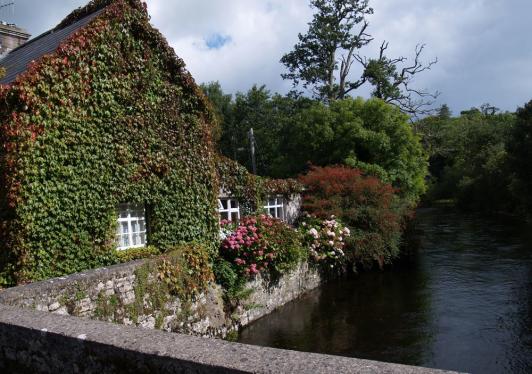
<box><xmin>3</xmin><ymin>0</ymin><xmax>532</xmax><ymax>114</ymax></box>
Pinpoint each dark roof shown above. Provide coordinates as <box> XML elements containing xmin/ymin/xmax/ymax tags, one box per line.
<box><xmin>0</xmin><ymin>8</ymin><xmax>105</xmax><ymax>85</ymax></box>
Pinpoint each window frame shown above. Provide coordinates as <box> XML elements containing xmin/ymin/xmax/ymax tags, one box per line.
<box><xmin>116</xmin><ymin>203</ymin><xmax>147</xmax><ymax>251</ymax></box>
<box><xmin>264</xmin><ymin>196</ymin><xmax>285</xmax><ymax>221</ymax></box>
<box><xmin>218</xmin><ymin>198</ymin><xmax>240</xmax><ymax>222</ymax></box>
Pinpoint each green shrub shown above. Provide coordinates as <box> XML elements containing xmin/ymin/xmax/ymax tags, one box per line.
<box><xmin>156</xmin><ymin>243</ymin><xmax>214</xmax><ymax>300</ymax></box>
<box><xmin>212</xmin><ymin>257</ymin><xmax>244</xmax><ymax>299</ymax></box>
<box><xmin>115</xmin><ymin>246</ymin><xmax>161</xmax><ymax>263</ymax></box>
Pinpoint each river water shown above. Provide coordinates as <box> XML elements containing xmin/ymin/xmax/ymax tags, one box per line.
<box><xmin>238</xmin><ymin>208</ymin><xmax>532</xmax><ymax>373</ymax></box>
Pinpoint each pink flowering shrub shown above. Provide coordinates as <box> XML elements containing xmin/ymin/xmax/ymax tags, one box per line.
<box><xmin>219</xmin><ymin>215</ymin><xmax>305</xmax><ymax>279</ymax></box>
<box><xmin>299</xmin><ymin>214</ymin><xmax>350</xmax><ymax>267</ymax></box>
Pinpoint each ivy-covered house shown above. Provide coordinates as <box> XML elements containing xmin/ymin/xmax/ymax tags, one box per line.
<box><xmin>0</xmin><ymin>0</ymin><xmax>226</xmax><ymax>285</ymax></box>
<box><xmin>0</xmin><ymin>0</ymin><xmax>301</xmax><ymax>286</ymax></box>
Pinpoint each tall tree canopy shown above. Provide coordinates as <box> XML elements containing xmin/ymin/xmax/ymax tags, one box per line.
<box><xmin>202</xmin><ymin>82</ymin><xmax>428</xmax><ymax>203</ymax></box>
<box><xmin>358</xmin><ymin>42</ymin><xmax>439</xmax><ymax>116</ymax></box>
<box><xmin>415</xmin><ymin>107</ymin><xmax>517</xmax><ymax>213</ymax></box>
<box><xmin>281</xmin><ymin>0</ymin><xmax>438</xmax><ymax>116</ymax></box>
<box><xmin>507</xmin><ymin>100</ymin><xmax>532</xmax><ymax>213</ymax></box>
<box><xmin>280</xmin><ymin>0</ymin><xmax>373</xmax><ymax>102</ymax></box>
<box><xmin>279</xmin><ymin>98</ymin><xmax>428</xmax><ymax>202</ymax></box>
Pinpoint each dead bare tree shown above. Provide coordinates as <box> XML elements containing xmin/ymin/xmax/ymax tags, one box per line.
<box><xmin>356</xmin><ymin>41</ymin><xmax>440</xmax><ymax>117</ymax></box>
<box><xmin>337</xmin><ymin>20</ymin><xmax>372</xmax><ymax>99</ymax></box>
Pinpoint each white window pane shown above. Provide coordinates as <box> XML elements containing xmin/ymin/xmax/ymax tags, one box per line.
<box><xmin>232</xmin><ymin>200</ymin><xmax>239</xmax><ymax>208</ymax></box>
<box><xmin>220</xmin><ymin>212</ymin><xmax>229</xmax><ymax>220</ymax></box>
<box><xmin>117</xmin><ymin>204</ymin><xmax>147</xmax><ymax>250</ymax></box>
<box><xmin>221</xmin><ymin>199</ymin><xmax>228</xmax><ymax>210</ymax></box>
<box><xmin>231</xmin><ymin>212</ymin><xmax>239</xmax><ymax>222</ymax></box>
<box><xmin>133</xmin><ymin>233</ymin><xmax>140</xmax><ymax>246</ymax></box>
<box><xmin>122</xmin><ymin>234</ymin><xmax>130</xmax><ymax>247</ymax></box>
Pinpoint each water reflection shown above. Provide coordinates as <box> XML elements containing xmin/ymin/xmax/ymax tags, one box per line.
<box><xmin>238</xmin><ymin>208</ymin><xmax>532</xmax><ymax>374</ymax></box>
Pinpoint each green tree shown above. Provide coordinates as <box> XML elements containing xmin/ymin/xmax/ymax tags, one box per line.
<box><xmin>202</xmin><ymin>83</ymin><xmax>307</xmax><ymax>177</ymax></box>
<box><xmin>280</xmin><ymin>97</ymin><xmax>428</xmax><ymax>202</ymax></box>
<box><xmin>200</xmin><ymin>81</ymin><xmax>233</xmax><ymax>145</ymax></box>
<box><xmin>438</xmin><ymin>104</ymin><xmax>452</xmax><ymax>119</ymax></box>
<box><xmin>280</xmin><ymin>0</ymin><xmax>373</xmax><ymax>102</ymax></box>
<box><xmin>507</xmin><ymin>100</ymin><xmax>532</xmax><ymax>214</ymax></box>
<box><xmin>418</xmin><ymin>107</ymin><xmax>517</xmax><ymax>212</ymax></box>
<box><xmin>281</xmin><ymin>0</ymin><xmax>438</xmax><ymax>118</ymax></box>
<box><xmin>231</xmin><ymin>85</ymin><xmax>278</xmax><ymax>175</ymax></box>
<box><xmin>201</xmin><ymin>82</ymin><xmax>428</xmax><ymax>204</ymax></box>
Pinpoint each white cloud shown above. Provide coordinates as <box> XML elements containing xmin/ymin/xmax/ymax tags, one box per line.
<box><xmin>9</xmin><ymin>0</ymin><xmax>532</xmax><ymax>113</ymax></box>
<box><xmin>145</xmin><ymin>0</ymin><xmax>312</xmax><ymax>94</ymax></box>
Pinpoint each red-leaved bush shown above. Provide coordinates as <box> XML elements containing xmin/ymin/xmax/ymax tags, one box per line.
<box><xmin>299</xmin><ymin>166</ymin><xmax>405</xmax><ymax>267</ymax></box>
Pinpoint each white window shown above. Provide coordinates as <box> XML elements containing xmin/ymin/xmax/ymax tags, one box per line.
<box><xmin>117</xmin><ymin>203</ymin><xmax>147</xmax><ymax>250</ymax></box>
<box><xmin>264</xmin><ymin>196</ymin><xmax>285</xmax><ymax>220</ymax></box>
<box><xmin>218</xmin><ymin>198</ymin><xmax>240</xmax><ymax>222</ymax></box>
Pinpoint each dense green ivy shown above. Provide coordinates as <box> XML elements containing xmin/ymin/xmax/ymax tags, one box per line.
<box><xmin>0</xmin><ymin>0</ymin><xmax>220</xmax><ymax>285</ymax></box>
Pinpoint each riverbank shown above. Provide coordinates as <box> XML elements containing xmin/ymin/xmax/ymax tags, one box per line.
<box><xmin>0</xmin><ymin>258</ymin><xmax>324</xmax><ymax>338</ymax></box>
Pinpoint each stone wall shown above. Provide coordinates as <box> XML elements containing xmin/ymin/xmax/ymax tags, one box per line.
<box><xmin>0</xmin><ymin>258</ymin><xmax>321</xmax><ymax>338</ymax></box>
<box><xmin>285</xmin><ymin>193</ymin><xmax>302</xmax><ymax>224</ymax></box>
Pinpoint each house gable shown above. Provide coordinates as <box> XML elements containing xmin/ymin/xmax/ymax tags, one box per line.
<box><xmin>0</xmin><ymin>9</ymin><xmax>105</xmax><ymax>85</ymax></box>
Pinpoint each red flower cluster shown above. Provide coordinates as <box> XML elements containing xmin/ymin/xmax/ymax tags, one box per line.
<box><xmin>220</xmin><ymin>215</ymin><xmax>277</xmax><ymax>276</ymax></box>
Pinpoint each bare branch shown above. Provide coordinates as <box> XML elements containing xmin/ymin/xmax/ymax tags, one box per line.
<box><xmin>356</xmin><ymin>39</ymin><xmax>440</xmax><ymax>117</ymax></box>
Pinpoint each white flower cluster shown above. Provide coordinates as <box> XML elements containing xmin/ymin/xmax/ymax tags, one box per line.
<box><xmin>304</xmin><ymin>216</ymin><xmax>351</xmax><ymax>265</ymax></box>
<box><xmin>219</xmin><ymin>227</ymin><xmax>234</xmax><ymax>241</ymax></box>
